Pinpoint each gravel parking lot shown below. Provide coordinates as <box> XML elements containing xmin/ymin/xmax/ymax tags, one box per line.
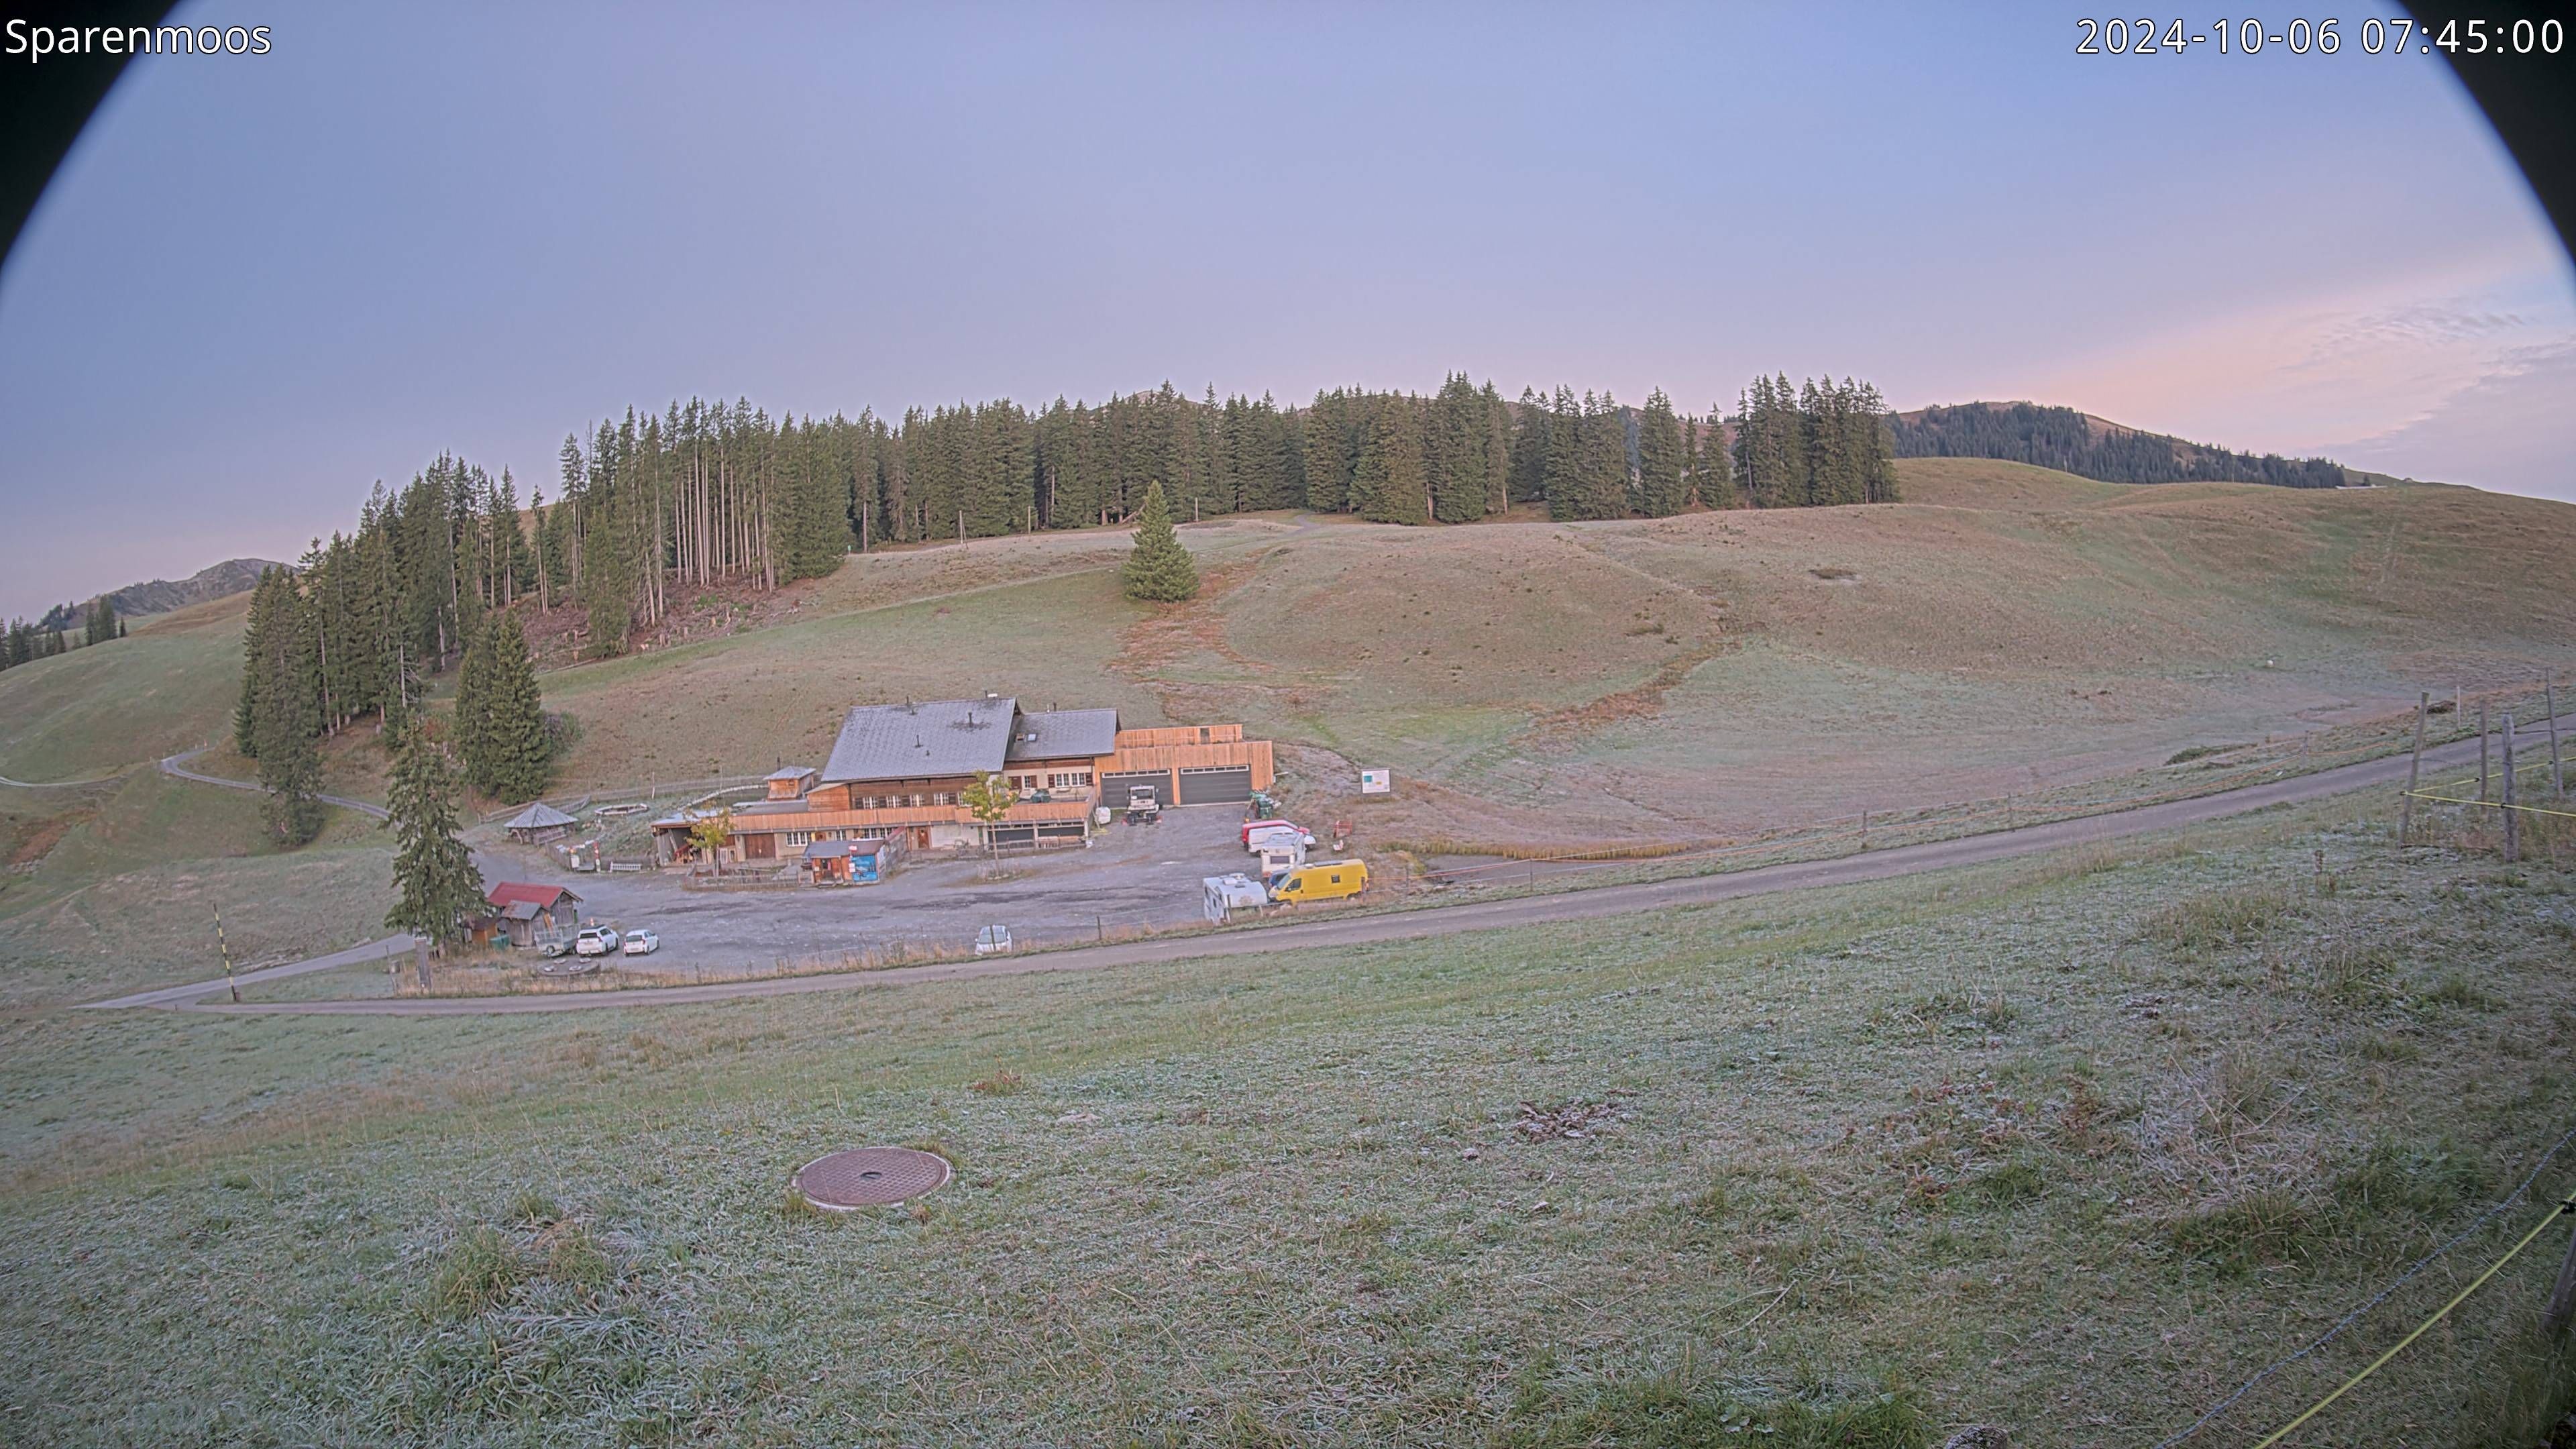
<box><xmin>474</xmin><ymin>805</ymin><xmax>1283</xmax><ymax>977</ymax></box>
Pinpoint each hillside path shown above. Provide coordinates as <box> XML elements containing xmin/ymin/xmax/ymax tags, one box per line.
<box><xmin>160</xmin><ymin>748</ymin><xmax>388</xmax><ymax>818</ymax></box>
<box><xmin>111</xmin><ymin>718</ymin><xmax>2555</xmax><ymax>1018</ymax></box>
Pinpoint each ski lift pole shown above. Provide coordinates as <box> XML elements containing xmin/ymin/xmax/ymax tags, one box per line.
<box><xmin>215</xmin><ymin>902</ymin><xmax>239</xmax><ymax>1004</ymax></box>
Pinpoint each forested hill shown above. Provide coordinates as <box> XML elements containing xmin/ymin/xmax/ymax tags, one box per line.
<box><xmin>34</xmin><ymin>557</ymin><xmax>282</xmax><ymax>633</ymax></box>
<box><xmin>1890</xmin><ymin>402</ymin><xmax>2347</xmax><ymax>489</ymax></box>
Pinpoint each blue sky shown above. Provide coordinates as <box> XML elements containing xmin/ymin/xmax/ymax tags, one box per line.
<box><xmin>2</xmin><ymin>1</ymin><xmax>2569</xmax><ymax>617</ymax></box>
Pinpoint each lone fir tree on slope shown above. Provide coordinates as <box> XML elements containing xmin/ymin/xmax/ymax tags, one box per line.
<box><xmin>384</xmin><ymin>721</ymin><xmax>484</xmax><ymax>984</ymax></box>
<box><xmin>1120</xmin><ymin>480</ymin><xmax>1199</xmax><ymax>602</ymax></box>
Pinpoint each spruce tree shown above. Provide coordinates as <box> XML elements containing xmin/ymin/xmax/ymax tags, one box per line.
<box><xmin>1352</xmin><ymin>396</ymin><xmax>1430</xmax><ymax>524</ymax></box>
<box><xmin>451</xmin><ymin>619</ymin><xmax>495</xmax><ymax>788</ymax></box>
<box><xmin>1120</xmin><ymin>481</ymin><xmax>1199</xmax><ymax>602</ymax></box>
<box><xmin>1507</xmin><ymin>387</ymin><xmax>1550</xmax><ymax>504</ymax></box>
<box><xmin>1636</xmin><ymin>389</ymin><xmax>1688</xmax><ymax>517</ymax></box>
<box><xmin>234</xmin><ymin>567</ymin><xmax>284</xmax><ymax>757</ymax></box>
<box><xmin>462</xmin><ymin>614</ymin><xmax>550</xmax><ymax>802</ymax></box>
<box><xmin>250</xmin><ymin>578</ymin><xmax>325</xmax><ymax>846</ymax></box>
<box><xmin>384</xmin><ymin>722</ymin><xmax>484</xmax><ymax>955</ymax></box>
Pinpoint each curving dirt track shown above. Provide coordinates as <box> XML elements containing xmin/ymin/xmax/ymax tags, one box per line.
<box><xmin>116</xmin><ymin>718</ymin><xmax>2544</xmax><ymax>1018</ymax></box>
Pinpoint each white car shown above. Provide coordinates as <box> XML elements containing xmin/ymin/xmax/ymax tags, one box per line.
<box><xmin>573</xmin><ymin>925</ymin><xmax>619</xmax><ymax>957</ymax></box>
<box><xmin>621</xmin><ymin>929</ymin><xmax>659</xmax><ymax>956</ymax></box>
<box><xmin>973</xmin><ymin>925</ymin><xmax>1014</xmax><ymax>955</ymax></box>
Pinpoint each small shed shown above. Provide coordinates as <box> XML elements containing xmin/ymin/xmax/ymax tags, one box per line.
<box><xmin>765</xmin><ymin>765</ymin><xmax>818</xmax><ymax>801</ymax></box>
<box><xmin>503</xmin><ymin>801</ymin><xmax>579</xmax><ymax>844</ymax></box>
<box><xmin>806</xmin><ymin>835</ymin><xmax>900</xmax><ymax>884</ymax></box>
<box><xmin>485</xmin><ymin>881</ymin><xmax>582</xmax><ymax>947</ymax></box>
<box><xmin>1202</xmin><ymin>873</ymin><xmax>1267</xmax><ymax>924</ymax></box>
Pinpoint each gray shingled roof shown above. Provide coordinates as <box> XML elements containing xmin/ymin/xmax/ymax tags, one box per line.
<box><xmin>821</xmin><ymin>698</ymin><xmax>1017</xmax><ymax>784</ymax></box>
<box><xmin>1006</xmin><ymin>708</ymin><xmax>1120</xmax><ymax>763</ymax></box>
<box><xmin>504</xmin><ymin>802</ymin><xmax>578</xmax><ymax>830</ymax></box>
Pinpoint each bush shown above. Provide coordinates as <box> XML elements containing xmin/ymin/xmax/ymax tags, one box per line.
<box><xmin>425</xmin><ymin>1226</ymin><xmax>529</xmax><ymax>1322</ymax></box>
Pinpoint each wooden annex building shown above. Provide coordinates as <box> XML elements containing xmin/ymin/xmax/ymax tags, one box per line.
<box><xmin>652</xmin><ymin>696</ymin><xmax>1273</xmax><ymax>869</ymax></box>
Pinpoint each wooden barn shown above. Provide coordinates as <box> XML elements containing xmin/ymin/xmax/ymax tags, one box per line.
<box><xmin>481</xmin><ymin>881</ymin><xmax>582</xmax><ymax>947</ymax></box>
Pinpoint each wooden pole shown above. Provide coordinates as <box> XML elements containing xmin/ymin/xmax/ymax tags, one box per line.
<box><xmin>957</xmin><ymin>510</ymin><xmax>965</xmax><ymax>547</ymax></box>
<box><xmin>2479</xmin><ymin>701</ymin><xmax>2491</xmax><ymax>800</ymax></box>
<box><xmin>2401</xmin><ymin>691</ymin><xmax>2427</xmax><ymax>845</ymax></box>
<box><xmin>2548</xmin><ymin>681</ymin><xmax>2565</xmax><ymax>796</ymax></box>
<box><xmin>2504</xmin><ymin>714</ymin><xmax>2520</xmax><ymax>863</ymax></box>
<box><xmin>414</xmin><ymin>938</ymin><xmax>433</xmax><ymax>992</ymax></box>
<box><xmin>2546</xmin><ymin>1202</ymin><xmax>2576</xmax><ymax>1334</ymax></box>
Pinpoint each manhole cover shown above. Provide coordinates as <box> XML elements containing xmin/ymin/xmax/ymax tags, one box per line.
<box><xmin>792</xmin><ymin>1147</ymin><xmax>953</xmax><ymax>1210</ymax></box>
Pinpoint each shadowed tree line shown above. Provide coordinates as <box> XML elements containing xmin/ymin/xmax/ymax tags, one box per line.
<box><xmin>1890</xmin><ymin>401</ymin><xmax>2345</xmax><ymax>488</ymax></box>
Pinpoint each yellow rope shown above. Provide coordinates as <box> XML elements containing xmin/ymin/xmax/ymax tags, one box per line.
<box><xmin>2247</xmin><ymin>1195</ymin><xmax>2575</xmax><ymax>1448</ymax></box>
<box><xmin>2402</xmin><ymin>790</ymin><xmax>2576</xmax><ymax>821</ymax></box>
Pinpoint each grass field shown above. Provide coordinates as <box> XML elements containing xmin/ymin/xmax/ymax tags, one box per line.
<box><xmin>533</xmin><ymin>463</ymin><xmax>2576</xmax><ymax>849</ymax></box>
<box><xmin>1</xmin><ymin>792</ymin><xmax>2573</xmax><ymax>1446</ymax></box>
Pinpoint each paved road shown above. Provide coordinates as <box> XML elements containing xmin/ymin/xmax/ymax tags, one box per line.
<box><xmin>83</xmin><ymin>933</ymin><xmax>421</xmax><ymax>1009</ymax></box>
<box><xmin>133</xmin><ymin>718</ymin><xmax>2538</xmax><ymax>1018</ymax></box>
<box><xmin>160</xmin><ymin>748</ymin><xmax>388</xmax><ymax>818</ymax></box>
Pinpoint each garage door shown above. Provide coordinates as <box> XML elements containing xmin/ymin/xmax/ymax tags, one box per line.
<box><xmin>1102</xmin><ymin>771</ymin><xmax>1169</xmax><ymax>804</ymax></box>
<box><xmin>1177</xmin><ymin>766</ymin><xmax>1252</xmax><ymax>804</ymax></box>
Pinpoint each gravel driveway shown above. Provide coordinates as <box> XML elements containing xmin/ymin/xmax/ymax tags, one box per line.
<box><xmin>490</xmin><ymin>804</ymin><xmax>1263</xmax><ymax>976</ymax></box>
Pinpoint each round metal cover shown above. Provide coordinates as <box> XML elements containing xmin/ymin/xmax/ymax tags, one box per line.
<box><xmin>792</xmin><ymin>1147</ymin><xmax>953</xmax><ymax>1210</ymax></box>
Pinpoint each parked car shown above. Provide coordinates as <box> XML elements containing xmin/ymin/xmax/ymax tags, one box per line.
<box><xmin>973</xmin><ymin>924</ymin><xmax>1014</xmax><ymax>955</ymax></box>
<box><xmin>1244</xmin><ymin>822</ymin><xmax>1316</xmax><ymax>853</ymax></box>
<box><xmin>574</xmin><ymin>925</ymin><xmax>619</xmax><ymax>957</ymax></box>
<box><xmin>1266</xmin><ymin>859</ymin><xmax>1368</xmax><ymax>904</ymax></box>
<box><xmin>621</xmin><ymin>928</ymin><xmax>659</xmax><ymax>956</ymax></box>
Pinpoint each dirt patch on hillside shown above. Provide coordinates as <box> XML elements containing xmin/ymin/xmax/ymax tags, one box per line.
<box><xmin>5</xmin><ymin>805</ymin><xmax>94</xmax><ymax>871</ymax></box>
<box><xmin>1533</xmin><ymin>639</ymin><xmax>1734</xmax><ymax>739</ymax></box>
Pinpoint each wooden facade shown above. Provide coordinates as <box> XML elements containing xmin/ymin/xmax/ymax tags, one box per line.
<box><xmin>654</xmin><ymin>707</ymin><xmax>1273</xmax><ymax>867</ymax></box>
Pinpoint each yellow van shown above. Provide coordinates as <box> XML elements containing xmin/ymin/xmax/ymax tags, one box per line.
<box><xmin>1266</xmin><ymin>859</ymin><xmax>1368</xmax><ymax>904</ymax></box>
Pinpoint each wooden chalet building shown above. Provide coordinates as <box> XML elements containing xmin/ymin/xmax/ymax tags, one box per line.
<box><xmin>653</xmin><ymin>696</ymin><xmax>1273</xmax><ymax>867</ymax></box>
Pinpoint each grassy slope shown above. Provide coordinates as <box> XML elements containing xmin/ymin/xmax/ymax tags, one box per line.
<box><xmin>0</xmin><ymin>771</ymin><xmax>393</xmax><ymax>1008</ymax></box>
<box><xmin>518</xmin><ymin>463</ymin><xmax>2576</xmax><ymax>847</ymax></box>
<box><xmin>7</xmin><ymin>466</ymin><xmax>2575</xmax><ymax>982</ymax></box>
<box><xmin>0</xmin><ymin>592</ymin><xmax>248</xmax><ymax>782</ymax></box>
<box><xmin>0</xmin><ymin>798</ymin><xmax>2569</xmax><ymax>1444</ymax></box>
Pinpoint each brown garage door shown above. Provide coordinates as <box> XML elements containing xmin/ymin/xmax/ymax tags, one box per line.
<box><xmin>1177</xmin><ymin>766</ymin><xmax>1252</xmax><ymax>804</ymax></box>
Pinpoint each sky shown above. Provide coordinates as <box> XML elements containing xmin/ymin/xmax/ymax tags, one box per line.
<box><xmin>1</xmin><ymin>1</ymin><xmax>2570</xmax><ymax>618</ymax></box>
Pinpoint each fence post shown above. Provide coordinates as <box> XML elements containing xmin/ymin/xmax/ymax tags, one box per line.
<box><xmin>2480</xmin><ymin>702</ymin><xmax>2491</xmax><ymax>801</ymax></box>
<box><xmin>2504</xmin><ymin>714</ymin><xmax>2520</xmax><ymax>863</ymax></box>
<box><xmin>2548</xmin><ymin>681</ymin><xmax>2565</xmax><ymax>797</ymax></box>
<box><xmin>2548</xmin><ymin>1199</ymin><xmax>2576</xmax><ymax>1334</ymax></box>
<box><xmin>2401</xmin><ymin>691</ymin><xmax>2427</xmax><ymax>845</ymax></box>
